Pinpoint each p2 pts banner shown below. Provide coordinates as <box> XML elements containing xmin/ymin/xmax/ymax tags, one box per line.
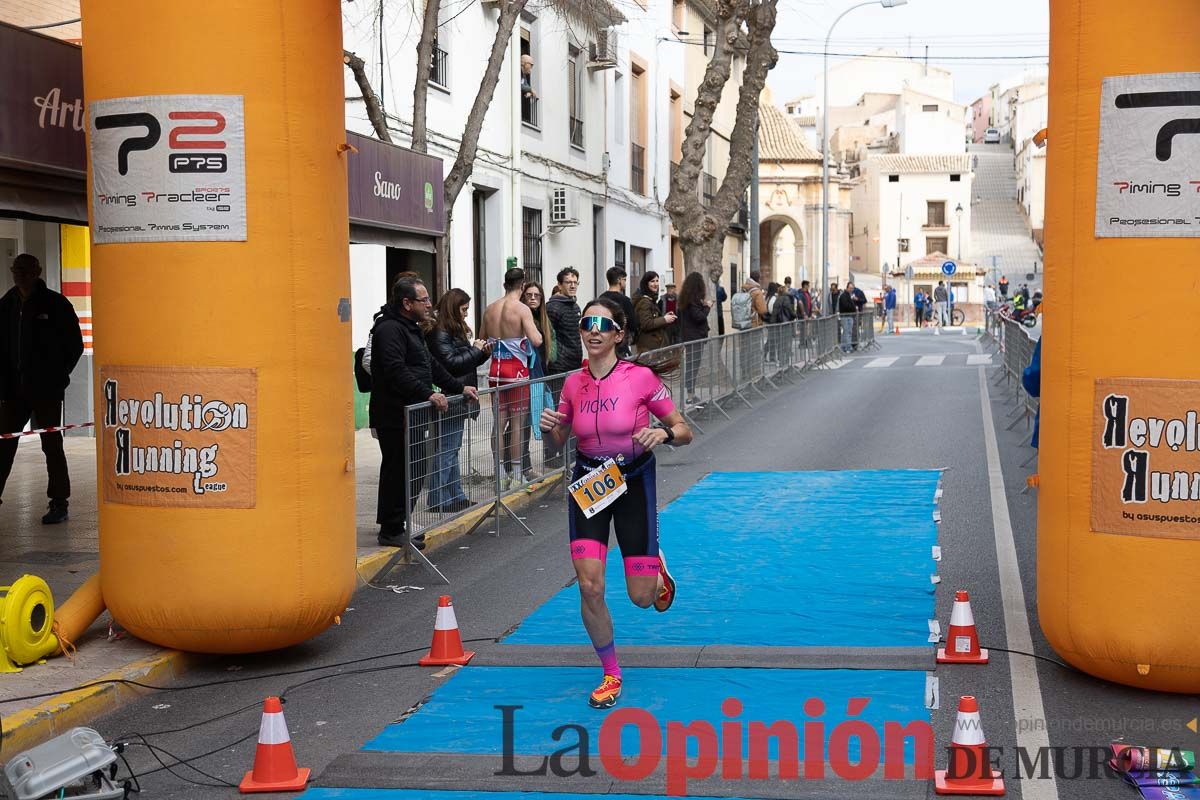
<box><xmin>1093</xmin><ymin>378</ymin><xmax>1200</xmax><ymax>539</ymax></box>
<box><xmin>100</xmin><ymin>366</ymin><xmax>257</xmax><ymax>508</ymax></box>
<box><xmin>89</xmin><ymin>94</ymin><xmax>246</xmax><ymax>243</ymax></box>
<box><xmin>1096</xmin><ymin>73</ymin><xmax>1200</xmax><ymax>238</ymax></box>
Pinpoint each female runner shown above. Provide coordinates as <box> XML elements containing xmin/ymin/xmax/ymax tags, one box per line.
<box><xmin>539</xmin><ymin>297</ymin><xmax>693</xmax><ymax>708</ymax></box>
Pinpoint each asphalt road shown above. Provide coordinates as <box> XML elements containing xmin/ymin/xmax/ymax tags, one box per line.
<box><xmin>81</xmin><ymin>331</ymin><xmax>1197</xmax><ymax>799</ymax></box>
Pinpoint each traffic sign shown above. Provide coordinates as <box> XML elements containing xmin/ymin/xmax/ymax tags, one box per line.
<box><xmin>905</xmin><ymin>264</ymin><xmax>914</xmax><ymax>281</ymax></box>
<box><xmin>941</xmin><ymin>260</ymin><xmax>957</xmax><ymax>276</ymax></box>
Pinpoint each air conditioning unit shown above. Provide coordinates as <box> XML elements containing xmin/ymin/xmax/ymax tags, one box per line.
<box><xmin>588</xmin><ymin>29</ymin><xmax>617</xmax><ymax>69</ymax></box>
<box><xmin>549</xmin><ymin>187</ymin><xmax>578</xmax><ymax>227</ymax></box>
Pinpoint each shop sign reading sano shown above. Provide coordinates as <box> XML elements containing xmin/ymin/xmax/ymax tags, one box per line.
<box><xmin>1093</xmin><ymin>378</ymin><xmax>1200</xmax><ymax>539</ymax></box>
<box><xmin>100</xmin><ymin>366</ymin><xmax>256</xmax><ymax>508</ymax></box>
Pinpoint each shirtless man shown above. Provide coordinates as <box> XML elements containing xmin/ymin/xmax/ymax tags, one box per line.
<box><xmin>480</xmin><ymin>267</ymin><xmax>544</xmax><ymax>487</ymax></box>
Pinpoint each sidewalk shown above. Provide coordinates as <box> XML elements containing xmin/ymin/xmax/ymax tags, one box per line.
<box><xmin>0</xmin><ymin>428</ymin><xmax>557</xmax><ymax>752</ymax></box>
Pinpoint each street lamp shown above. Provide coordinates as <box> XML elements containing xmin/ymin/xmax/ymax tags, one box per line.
<box><xmin>821</xmin><ymin>0</ymin><xmax>907</xmax><ymax>314</ymax></box>
<box><xmin>955</xmin><ymin>202</ymin><xmax>963</xmax><ymax>261</ymax></box>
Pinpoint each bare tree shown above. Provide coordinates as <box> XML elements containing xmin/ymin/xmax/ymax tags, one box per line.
<box><xmin>410</xmin><ymin>0</ymin><xmax>442</xmax><ymax>153</ymax></box>
<box><xmin>344</xmin><ymin>50</ymin><xmax>393</xmax><ymax>144</ymax></box>
<box><xmin>665</xmin><ymin>0</ymin><xmax>778</xmax><ymax>287</ymax></box>
<box><xmin>440</xmin><ymin>0</ymin><xmax>529</xmax><ymax>237</ymax></box>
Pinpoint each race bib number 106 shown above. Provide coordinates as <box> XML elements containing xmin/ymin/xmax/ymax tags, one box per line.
<box><xmin>569</xmin><ymin>459</ymin><xmax>627</xmax><ymax>519</ymax></box>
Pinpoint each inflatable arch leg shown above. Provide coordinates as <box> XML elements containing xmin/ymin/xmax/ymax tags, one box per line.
<box><xmin>1041</xmin><ymin>0</ymin><xmax>1200</xmax><ymax>692</ymax></box>
<box><xmin>79</xmin><ymin>0</ymin><xmax>355</xmax><ymax>653</ymax></box>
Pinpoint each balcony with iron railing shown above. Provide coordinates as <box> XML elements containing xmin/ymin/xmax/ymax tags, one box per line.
<box><xmin>431</xmin><ymin>45</ymin><xmax>449</xmax><ymax>88</ymax></box>
<box><xmin>522</xmin><ymin>94</ymin><xmax>540</xmax><ymax>128</ymax></box>
<box><xmin>631</xmin><ymin>143</ymin><xmax>646</xmax><ymax>195</ymax></box>
<box><xmin>570</xmin><ymin>116</ymin><xmax>584</xmax><ymax>149</ymax></box>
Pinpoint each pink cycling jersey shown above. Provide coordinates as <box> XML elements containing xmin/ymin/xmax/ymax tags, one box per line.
<box><xmin>558</xmin><ymin>360</ymin><xmax>676</xmax><ymax>461</ymax></box>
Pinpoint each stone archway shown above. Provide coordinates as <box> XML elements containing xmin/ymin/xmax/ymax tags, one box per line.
<box><xmin>758</xmin><ymin>214</ymin><xmax>805</xmax><ymax>287</ymax></box>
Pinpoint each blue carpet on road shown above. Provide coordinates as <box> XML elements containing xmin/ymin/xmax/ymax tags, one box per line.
<box><xmin>506</xmin><ymin>470</ymin><xmax>941</xmax><ymax>647</ymax></box>
<box><xmin>301</xmin><ymin>792</ymin><xmax>762</xmax><ymax>800</ymax></box>
<box><xmin>363</xmin><ymin>666</ymin><xmax>928</xmax><ymax>763</ymax></box>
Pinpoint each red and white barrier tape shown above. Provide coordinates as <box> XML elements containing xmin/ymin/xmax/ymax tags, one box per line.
<box><xmin>0</xmin><ymin>422</ymin><xmax>94</xmax><ymax>439</ymax></box>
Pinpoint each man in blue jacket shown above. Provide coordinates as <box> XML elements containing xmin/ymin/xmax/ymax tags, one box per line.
<box><xmin>883</xmin><ymin>284</ymin><xmax>897</xmax><ymax>334</ymax></box>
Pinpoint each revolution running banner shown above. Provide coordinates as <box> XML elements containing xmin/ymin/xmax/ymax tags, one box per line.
<box><xmin>1092</xmin><ymin>377</ymin><xmax>1200</xmax><ymax>539</ymax></box>
<box><xmin>99</xmin><ymin>366</ymin><xmax>257</xmax><ymax>508</ymax></box>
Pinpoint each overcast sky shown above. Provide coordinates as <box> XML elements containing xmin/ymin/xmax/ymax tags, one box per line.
<box><xmin>765</xmin><ymin>0</ymin><xmax>1050</xmax><ymax>107</ymax></box>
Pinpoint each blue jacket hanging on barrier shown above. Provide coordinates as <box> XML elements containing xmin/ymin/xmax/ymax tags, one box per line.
<box><xmin>1022</xmin><ymin>337</ymin><xmax>1042</xmax><ymax>448</ymax></box>
<box><xmin>527</xmin><ymin>347</ymin><xmax>554</xmax><ymax>440</ymax></box>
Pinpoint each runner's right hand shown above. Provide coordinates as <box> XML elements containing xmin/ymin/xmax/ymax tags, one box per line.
<box><xmin>540</xmin><ymin>408</ymin><xmax>566</xmax><ymax>433</ymax></box>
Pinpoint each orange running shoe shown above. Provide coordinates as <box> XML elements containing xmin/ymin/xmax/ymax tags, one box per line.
<box><xmin>654</xmin><ymin>551</ymin><xmax>676</xmax><ymax>613</ymax></box>
<box><xmin>588</xmin><ymin>674</ymin><xmax>622</xmax><ymax>709</ymax></box>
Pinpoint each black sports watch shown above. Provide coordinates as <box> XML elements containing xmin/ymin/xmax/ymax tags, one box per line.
<box><xmin>660</xmin><ymin>426</ymin><xmax>675</xmax><ymax>444</ymax></box>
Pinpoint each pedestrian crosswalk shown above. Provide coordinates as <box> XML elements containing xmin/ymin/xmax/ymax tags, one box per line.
<box><xmin>825</xmin><ymin>352</ymin><xmax>994</xmax><ymax>371</ymax></box>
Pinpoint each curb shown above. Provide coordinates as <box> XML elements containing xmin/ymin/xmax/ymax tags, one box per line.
<box><xmin>2</xmin><ymin>473</ymin><xmax>563</xmax><ymax>756</ymax></box>
<box><xmin>0</xmin><ymin>649</ymin><xmax>198</xmax><ymax>757</ymax></box>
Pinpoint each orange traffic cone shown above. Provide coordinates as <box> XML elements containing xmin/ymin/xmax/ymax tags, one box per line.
<box><xmin>937</xmin><ymin>590</ymin><xmax>989</xmax><ymax>664</ymax></box>
<box><xmin>419</xmin><ymin>595</ymin><xmax>476</xmax><ymax>666</ymax></box>
<box><xmin>935</xmin><ymin>696</ymin><xmax>1005</xmax><ymax>795</ymax></box>
<box><xmin>239</xmin><ymin>697</ymin><xmax>310</xmax><ymax>793</ymax></box>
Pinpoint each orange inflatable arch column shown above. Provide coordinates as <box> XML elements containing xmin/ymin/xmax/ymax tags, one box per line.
<box><xmin>80</xmin><ymin>0</ymin><xmax>355</xmax><ymax>652</ymax></box>
<box><xmin>1040</xmin><ymin>1</ymin><xmax>1200</xmax><ymax>691</ymax></box>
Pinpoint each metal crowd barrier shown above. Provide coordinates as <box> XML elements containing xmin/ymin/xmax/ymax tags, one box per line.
<box><xmin>384</xmin><ymin>311</ymin><xmax>873</xmax><ymax>582</ymax></box>
<box><xmin>982</xmin><ymin>317</ymin><xmax>1039</xmax><ymax>468</ymax></box>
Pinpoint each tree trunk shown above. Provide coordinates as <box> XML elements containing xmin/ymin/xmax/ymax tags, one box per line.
<box><xmin>665</xmin><ymin>0</ymin><xmax>779</xmax><ymax>259</ymax></box>
<box><xmin>411</xmin><ymin>0</ymin><xmax>442</xmax><ymax>154</ymax></box>
<box><xmin>344</xmin><ymin>50</ymin><xmax>392</xmax><ymax>144</ymax></box>
<box><xmin>442</xmin><ymin>0</ymin><xmax>529</xmax><ymax>234</ymax></box>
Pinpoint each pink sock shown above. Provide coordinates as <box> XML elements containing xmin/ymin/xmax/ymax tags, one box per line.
<box><xmin>594</xmin><ymin>640</ymin><xmax>621</xmax><ymax>679</ymax></box>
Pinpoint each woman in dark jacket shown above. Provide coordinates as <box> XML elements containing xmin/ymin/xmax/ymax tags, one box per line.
<box><xmin>426</xmin><ymin>288</ymin><xmax>491</xmax><ymax>512</ymax></box>
<box><xmin>633</xmin><ymin>271</ymin><xmax>676</xmax><ymax>354</ymax></box>
<box><xmin>677</xmin><ymin>272</ymin><xmax>712</xmax><ymax>403</ymax></box>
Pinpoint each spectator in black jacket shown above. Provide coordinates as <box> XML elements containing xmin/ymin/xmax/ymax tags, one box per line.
<box><xmin>544</xmin><ymin>267</ymin><xmax>581</xmax><ymax>466</ymax></box>
<box><xmin>837</xmin><ymin>281</ymin><xmax>858</xmax><ymax>352</ymax></box>
<box><xmin>678</xmin><ymin>272</ymin><xmax>712</xmax><ymax>404</ymax></box>
<box><xmin>0</xmin><ymin>254</ymin><xmax>84</xmax><ymax>524</ymax></box>
<box><xmin>545</xmin><ymin>267</ymin><xmax>582</xmax><ymax>375</ymax></box>
<box><xmin>371</xmin><ymin>276</ymin><xmax>477</xmax><ymax>547</ymax></box>
<box><xmin>426</xmin><ymin>288</ymin><xmax>491</xmax><ymax>514</ymax></box>
<box><xmin>599</xmin><ymin>267</ymin><xmax>637</xmax><ymax>357</ymax></box>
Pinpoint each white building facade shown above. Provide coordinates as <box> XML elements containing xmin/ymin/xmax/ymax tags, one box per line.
<box><xmin>849</xmin><ymin>154</ymin><xmax>975</xmax><ymax>299</ymax></box>
<box><xmin>341</xmin><ymin>0</ymin><xmax>686</xmax><ymax>336</ymax></box>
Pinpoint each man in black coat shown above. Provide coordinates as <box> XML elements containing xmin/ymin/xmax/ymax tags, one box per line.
<box><xmin>370</xmin><ymin>276</ymin><xmax>477</xmax><ymax>547</ymax></box>
<box><xmin>544</xmin><ymin>267</ymin><xmax>582</xmax><ymax>466</ymax></box>
<box><xmin>598</xmin><ymin>266</ymin><xmax>637</xmax><ymax>357</ymax></box>
<box><xmin>545</xmin><ymin>267</ymin><xmax>582</xmax><ymax>375</ymax></box>
<box><xmin>0</xmin><ymin>254</ymin><xmax>84</xmax><ymax>524</ymax></box>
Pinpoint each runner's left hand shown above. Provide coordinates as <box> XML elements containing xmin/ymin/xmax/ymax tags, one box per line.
<box><xmin>633</xmin><ymin>426</ymin><xmax>669</xmax><ymax>451</ymax></box>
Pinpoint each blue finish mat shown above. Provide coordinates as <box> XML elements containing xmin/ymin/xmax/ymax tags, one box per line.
<box><xmin>506</xmin><ymin>470</ymin><xmax>941</xmax><ymax>647</ymax></box>
<box><xmin>363</xmin><ymin>666</ymin><xmax>929</xmax><ymax>763</ymax></box>
<box><xmin>302</xmin><ymin>792</ymin><xmax>761</xmax><ymax>800</ymax></box>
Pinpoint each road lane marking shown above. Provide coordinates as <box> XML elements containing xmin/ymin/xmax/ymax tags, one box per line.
<box><xmin>865</xmin><ymin>357</ymin><xmax>898</xmax><ymax>368</ymax></box>
<box><xmin>916</xmin><ymin>355</ymin><xmax>945</xmax><ymax>366</ymax></box>
<box><xmin>977</xmin><ymin>366</ymin><xmax>1059</xmax><ymax>800</ymax></box>
<box><xmin>967</xmin><ymin>354</ymin><xmax>993</xmax><ymax>365</ymax></box>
